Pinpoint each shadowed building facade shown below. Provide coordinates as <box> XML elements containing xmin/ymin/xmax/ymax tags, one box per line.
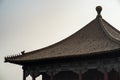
<box><xmin>4</xmin><ymin>6</ymin><xmax>120</xmax><ymax>80</ymax></box>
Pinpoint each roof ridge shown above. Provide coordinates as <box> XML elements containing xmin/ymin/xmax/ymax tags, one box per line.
<box><xmin>102</xmin><ymin>19</ymin><xmax>120</xmax><ymax>35</ymax></box>
<box><xmin>98</xmin><ymin>17</ymin><xmax>120</xmax><ymax>44</ymax></box>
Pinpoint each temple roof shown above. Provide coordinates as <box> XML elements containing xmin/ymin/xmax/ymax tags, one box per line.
<box><xmin>5</xmin><ymin>6</ymin><xmax>120</xmax><ymax>64</ymax></box>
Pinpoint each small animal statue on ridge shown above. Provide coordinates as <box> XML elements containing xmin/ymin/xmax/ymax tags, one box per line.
<box><xmin>21</xmin><ymin>50</ymin><xmax>25</xmax><ymax>55</ymax></box>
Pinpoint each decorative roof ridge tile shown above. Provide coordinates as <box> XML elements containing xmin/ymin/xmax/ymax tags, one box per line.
<box><xmin>98</xmin><ymin>18</ymin><xmax>120</xmax><ymax>44</ymax></box>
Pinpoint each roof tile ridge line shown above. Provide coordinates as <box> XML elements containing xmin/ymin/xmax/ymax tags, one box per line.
<box><xmin>99</xmin><ymin>18</ymin><xmax>120</xmax><ymax>44</ymax></box>
<box><xmin>98</xmin><ymin>17</ymin><xmax>120</xmax><ymax>44</ymax></box>
<box><xmin>102</xmin><ymin>19</ymin><xmax>120</xmax><ymax>35</ymax></box>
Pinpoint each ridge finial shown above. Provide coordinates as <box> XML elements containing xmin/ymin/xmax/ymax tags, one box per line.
<box><xmin>96</xmin><ymin>6</ymin><xmax>102</xmax><ymax>15</ymax></box>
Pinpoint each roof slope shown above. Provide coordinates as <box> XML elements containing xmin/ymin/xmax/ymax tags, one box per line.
<box><xmin>5</xmin><ymin>6</ymin><xmax>120</xmax><ymax>63</ymax></box>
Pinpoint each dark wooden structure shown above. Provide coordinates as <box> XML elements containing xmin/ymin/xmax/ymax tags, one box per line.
<box><xmin>4</xmin><ymin>6</ymin><xmax>120</xmax><ymax>80</ymax></box>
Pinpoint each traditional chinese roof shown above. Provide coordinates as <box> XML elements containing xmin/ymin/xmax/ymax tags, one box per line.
<box><xmin>5</xmin><ymin>6</ymin><xmax>120</xmax><ymax>65</ymax></box>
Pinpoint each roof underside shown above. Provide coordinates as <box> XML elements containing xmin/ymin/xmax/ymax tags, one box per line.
<box><xmin>5</xmin><ymin>7</ymin><xmax>120</xmax><ymax>64</ymax></box>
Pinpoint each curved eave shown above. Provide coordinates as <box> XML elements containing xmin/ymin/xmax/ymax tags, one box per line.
<box><xmin>5</xmin><ymin>48</ymin><xmax>120</xmax><ymax>65</ymax></box>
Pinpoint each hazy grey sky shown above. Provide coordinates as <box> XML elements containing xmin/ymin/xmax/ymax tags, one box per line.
<box><xmin>1</xmin><ymin>0</ymin><xmax>120</xmax><ymax>80</ymax></box>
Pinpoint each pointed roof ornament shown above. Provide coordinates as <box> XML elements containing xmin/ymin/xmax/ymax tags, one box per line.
<box><xmin>96</xmin><ymin>6</ymin><xmax>102</xmax><ymax>18</ymax></box>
